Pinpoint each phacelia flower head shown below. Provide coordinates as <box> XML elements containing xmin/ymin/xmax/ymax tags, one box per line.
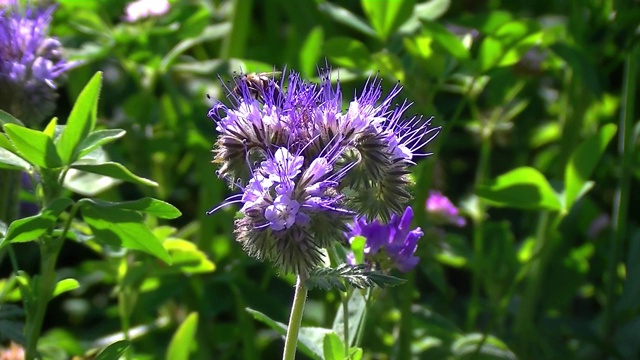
<box><xmin>0</xmin><ymin>1</ymin><xmax>75</xmax><ymax>124</ymax></box>
<box><xmin>425</xmin><ymin>191</ymin><xmax>466</xmax><ymax>227</ymax></box>
<box><xmin>346</xmin><ymin>206</ymin><xmax>423</xmax><ymax>272</ymax></box>
<box><xmin>208</xmin><ymin>67</ymin><xmax>440</xmax><ymax>274</ymax></box>
<box><xmin>123</xmin><ymin>0</ymin><xmax>170</xmax><ymax>22</ymax></box>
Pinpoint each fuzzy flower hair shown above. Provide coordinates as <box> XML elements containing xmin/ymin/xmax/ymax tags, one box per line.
<box><xmin>208</xmin><ymin>68</ymin><xmax>440</xmax><ymax>274</ymax></box>
<box><xmin>0</xmin><ymin>1</ymin><xmax>75</xmax><ymax>124</ymax></box>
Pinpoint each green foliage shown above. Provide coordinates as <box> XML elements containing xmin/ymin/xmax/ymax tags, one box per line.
<box><xmin>0</xmin><ymin>0</ymin><xmax>636</xmax><ymax>358</ymax></box>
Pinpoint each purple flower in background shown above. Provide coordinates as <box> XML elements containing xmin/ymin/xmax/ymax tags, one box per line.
<box><xmin>426</xmin><ymin>191</ymin><xmax>466</xmax><ymax>227</ymax></box>
<box><xmin>0</xmin><ymin>1</ymin><xmax>75</xmax><ymax>124</ymax></box>
<box><xmin>124</xmin><ymin>0</ymin><xmax>170</xmax><ymax>22</ymax></box>
<box><xmin>346</xmin><ymin>207</ymin><xmax>423</xmax><ymax>272</ymax></box>
<box><xmin>207</xmin><ymin>67</ymin><xmax>440</xmax><ymax>274</ymax></box>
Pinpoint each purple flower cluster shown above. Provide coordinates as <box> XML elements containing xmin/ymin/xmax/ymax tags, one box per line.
<box><xmin>208</xmin><ymin>68</ymin><xmax>440</xmax><ymax>274</ymax></box>
<box><xmin>425</xmin><ymin>190</ymin><xmax>466</xmax><ymax>227</ymax></box>
<box><xmin>346</xmin><ymin>207</ymin><xmax>423</xmax><ymax>272</ymax></box>
<box><xmin>0</xmin><ymin>1</ymin><xmax>74</xmax><ymax>124</ymax></box>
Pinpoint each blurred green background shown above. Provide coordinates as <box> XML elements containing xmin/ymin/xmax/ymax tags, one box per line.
<box><xmin>3</xmin><ymin>0</ymin><xmax>640</xmax><ymax>358</ymax></box>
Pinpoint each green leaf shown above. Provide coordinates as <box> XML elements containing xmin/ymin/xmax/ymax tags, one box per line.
<box><xmin>476</xmin><ymin>167</ymin><xmax>562</xmax><ymax>211</ymax></box>
<box><xmin>421</xmin><ymin>20</ymin><xmax>470</xmax><ymax>60</ymax></box>
<box><xmin>451</xmin><ymin>333</ymin><xmax>516</xmax><ymax>359</ymax></box>
<box><xmin>164</xmin><ymin>239</ymin><xmax>215</xmax><ymax>274</ymax></box>
<box><xmin>317</xmin><ymin>2</ymin><xmax>377</xmax><ymax>38</ymax></box>
<box><xmin>80</xmin><ymin>203</ymin><xmax>171</xmax><ymax>264</ymax></box>
<box><xmin>55</xmin><ymin>72</ymin><xmax>102</xmax><ymax>165</ymax></box>
<box><xmin>77</xmin><ymin>129</ymin><xmax>126</xmax><ymax>159</ymax></box>
<box><xmin>80</xmin><ymin>198</ymin><xmax>181</xmax><ymax>219</ymax></box>
<box><xmin>166</xmin><ymin>312</ymin><xmax>198</xmax><ymax>360</ymax></box>
<box><xmin>70</xmin><ymin>162</ymin><xmax>158</xmax><ymax>187</ymax></box>
<box><xmin>300</xmin><ymin>27</ymin><xmax>324</xmax><ymax>77</ymax></box>
<box><xmin>0</xmin><ymin>109</ymin><xmax>24</xmax><ymax>126</ymax></box>
<box><xmin>333</xmin><ymin>289</ymin><xmax>366</xmax><ymax>348</ymax></box>
<box><xmin>3</xmin><ymin>124</ymin><xmax>63</xmax><ymax>169</ymax></box>
<box><xmin>94</xmin><ymin>340</ymin><xmax>130</xmax><ymax>360</ymax></box>
<box><xmin>350</xmin><ymin>236</ymin><xmax>366</xmax><ymax>265</ymax></box>
<box><xmin>246</xmin><ymin>308</ymin><xmax>328</xmax><ymax>360</ymax></box>
<box><xmin>324</xmin><ymin>37</ymin><xmax>371</xmax><ymax>69</ymax></box>
<box><xmin>362</xmin><ymin>0</ymin><xmax>415</xmax><ymax>41</ymax></box>
<box><xmin>1</xmin><ymin>198</ymin><xmax>73</xmax><ymax>247</ymax></box>
<box><xmin>52</xmin><ymin>278</ymin><xmax>80</xmax><ymax>298</ymax></box>
<box><xmin>0</xmin><ymin>147</ymin><xmax>30</xmax><ymax>170</ymax></box>
<box><xmin>550</xmin><ymin>43</ymin><xmax>602</xmax><ymax>98</ymax></box>
<box><xmin>478</xmin><ymin>36</ymin><xmax>504</xmax><ymax>72</ymax></box>
<box><xmin>564</xmin><ymin>124</ymin><xmax>617</xmax><ymax>209</ymax></box>
<box><xmin>323</xmin><ymin>333</ymin><xmax>345</xmax><ymax>360</ymax></box>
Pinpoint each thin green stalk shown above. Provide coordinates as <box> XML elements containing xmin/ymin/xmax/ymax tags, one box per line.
<box><xmin>604</xmin><ymin>43</ymin><xmax>638</xmax><ymax>336</ymax></box>
<box><xmin>467</xmin><ymin>135</ymin><xmax>491</xmax><ymax>330</ymax></box>
<box><xmin>342</xmin><ymin>289</ymin><xmax>349</xmax><ymax>356</ymax></box>
<box><xmin>283</xmin><ymin>273</ymin><xmax>308</xmax><ymax>360</ymax></box>
<box><xmin>24</xmin><ymin>236</ymin><xmax>64</xmax><ymax>360</ymax></box>
<box><xmin>397</xmin><ymin>271</ymin><xmax>415</xmax><ymax>360</ymax></box>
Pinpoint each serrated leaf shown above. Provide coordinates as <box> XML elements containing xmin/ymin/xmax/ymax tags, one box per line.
<box><xmin>166</xmin><ymin>312</ymin><xmax>198</xmax><ymax>360</ymax></box>
<box><xmin>70</xmin><ymin>162</ymin><xmax>157</xmax><ymax>187</ymax></box>
<box><xmin>3</xmin><ymin>124</ymin><xmax>63</xmax><ymax>169</ymax></box>
<box><xmin>77</xmin><ymin>129</ymin><xmax>126</xmax><ymax>158</ymax></box>
<box><xmin>56</xmin><ymin>72</ymin><xmax>102</xmax><ymax>164</ymax></box>
<box><xmin>565</xmin><ymin>124</ymin><xmax>616</xmax><ymax>209</ymax></box>
<box><xmin>52</xmin><ymin>278</ymin><xmax>80</xmax><ymax>298</ymax></box>
<box><xmin>80</xmin><ymin>203</ymin><xmax>171</xmax><ymax>264</ymax></box>
<box><xmin>1</xmin><ymin>198</ymin><xmax>74</xmax><ymax>248</ymax></box>
<box><xmin>94</xmin><ymin>340</ymin><xmax>130</xmax><ymax>360</ymax></box>
<box><xmin>476</xmin><ymin>167</ymin><xmax>562</xmax><ymax>211</ymax></box>
<box><xmin>323</xmin><ymin>332</ymin><xmax>345</xmax><ymax>360</ymax></box>
<box><xmin>80</xmin><ymin>198</ymin><xmax>181</xmax><ymax>219</ymax></box>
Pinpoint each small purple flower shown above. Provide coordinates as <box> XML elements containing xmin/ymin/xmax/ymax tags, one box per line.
<box><xmin>346</xmin><ymin>207</ymin><xmax>423</xmax><ymax>272</ymax></box>
<box><xmin>207</xmin><ymin>67</ymin><xmax>440</xmax><ymax>274</ymax></box>
<box><xmin>0</xmin><ymin>1</ymin><xmax>75</xmax><ymax>124</ymax></box>
<box><xmin>425</xmin><ymin>191</ymin><xmax>466</xmax><ymax>227</ymax></box>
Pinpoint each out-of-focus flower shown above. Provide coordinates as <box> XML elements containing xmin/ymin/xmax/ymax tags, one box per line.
<box><xmin>123</xmin><ymin>0</ymin><xmax>170</xmax><ymax>22</ymax></box>
<box><xmin>0</xmin><ymin>1</ymin><xmax>75</xmax><ymax>124</ymax></box>
<box><xmin>207</xmin><ymin>67</ymin><xmax>440</xmax><ymax>274</ymax></box>
<box><xmin>587</xmin><ymin>213</ymin><xmax>610</xmax><ymax>239</ymax></box>
<box><xmin>426</xmin><ymin>190</ymin><xmax>466</xmax><ymax>227</ymax></box>
<box><xmin>346</xmin><ymin>207</ymin><xmax>423</xmax><ymax>272</ymax></box>
<box><xmin>0</xmin><ymin>341</ymin><xmax>24</xmax><ymax>360</ymax></box>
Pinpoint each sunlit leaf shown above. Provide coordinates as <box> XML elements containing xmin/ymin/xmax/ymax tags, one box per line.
<box><xmin>80</xmin><ymin>198</ymin><xmax>181</xmax><ymax>219</ymax></box>
<box><xmin>52</xmin><ymin>278</ymin><xmax>80</xmax><ymax>298</ymax></box>
<box><xmin>70</xmin><ymin>161</ymin><xmax>157</xmax><ymax>187</ymax></box>
<box><xmin>564</xmin><ymin>124</ymin><xmax>617</xmax><ymax>209</ymax></box>
<box><xmin>77</xmin><ymin>129</ymin><xmax>126</xmax><ymax>159</ymax></box>
<box><xmin>323</xmin><ymin>332</ymin><xmax>345</xmax><ymax>360</ymax></box>
<box><xmin>94</xmin><ymin>340</ymin><xmax>130</xmax><ymax>360</ymax></box>
<box><xmin>324</xmin><ymin>37</ymin><xmax>371</xmax><ymax>69</ymax></box>
<box><xmin>362</xmin><ymin>0</ymin><xmax>415</xmax><ymax>41</ymax></box>
<box><xmin>3</xmin><ymin>124</ymin><xmax>63</xmax><ymax>169</ymax></box>
<box><xmin>0</xmin><ymin>110</ymin><xmax>23</xmax><ymax>126</ymax></box>
<box><xmin>56</xmin><ymin>72</ymin><xmax>102</xmax><ymax>165</ymax></box>
<box><xmin>1</xmin><ymin>198</ymin><xmax>73</xmax><ymax>247</ymax></box>
<box><xmin>476</xmin><ymin>167</ymin><xmax>561</xmax><ymax>211</ymax></box>
<box><xmin>80</xmin><ymin>203</ymin><xmax>171</xmax><ymax>264</ymax></box>
<box><xmin>166</xmin><ymin>313</ymin><xmax>198</xmax><ymax>360</ymax></box>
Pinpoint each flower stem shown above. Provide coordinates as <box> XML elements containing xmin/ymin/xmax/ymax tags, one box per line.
<box><xmin>282</xmin><ymin>273</ymin><xmax>308</xmax><ymax>360</ymax></box>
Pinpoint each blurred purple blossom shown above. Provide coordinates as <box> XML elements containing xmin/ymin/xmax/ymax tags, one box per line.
<box><xmin>346</xmin><ymin>207</ymin><xmax>423</xmax><ymax>272</ymax></box>
<box><xmin>426</xmin><ymin>191</ymin><xmax>466</xmax><ymax>227</ymax></box>
<box><xmin>0</xmin><ymin>1</ymin><xmax>75</xmax><ymax>123</ymax></box>
<box><xmin>124</xmin><ymin>0</ymin><xmax>170</xmax><ymax>22</ymax></box>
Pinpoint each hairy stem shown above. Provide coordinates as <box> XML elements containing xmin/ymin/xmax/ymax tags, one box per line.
<box><xmin>283</xmin><ymin>273</ymin><xmax>308</xmax><ymax>360</ymax></box>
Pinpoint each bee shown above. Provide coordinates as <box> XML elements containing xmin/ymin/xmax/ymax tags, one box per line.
<box><xmin>233</xmin><ymin>71</ymin><xmax>283</xmax><ymax>104</ymax></box>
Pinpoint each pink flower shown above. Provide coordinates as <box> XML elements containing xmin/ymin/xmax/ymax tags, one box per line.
<box><xmin>426</xmin><ymin>191</ymin><xmax>466</xmax><ymax>227</ymax></box>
